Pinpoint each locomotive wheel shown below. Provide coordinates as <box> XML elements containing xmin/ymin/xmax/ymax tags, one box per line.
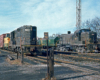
<box><xmin>30</xmin><ymin>52</ymin><xmax>37</xmax><ymax>56</ymax></box>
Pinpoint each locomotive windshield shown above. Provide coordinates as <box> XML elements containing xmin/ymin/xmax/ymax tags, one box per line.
<box><xmin>81</xmin><ymin>29</ymin><xmax>91</xmax><ymax>32</ymax></box>
<box><xmin>75</xmin><ymin>29</ymin><xmax>91</xmax><ymax>35</ymax></box>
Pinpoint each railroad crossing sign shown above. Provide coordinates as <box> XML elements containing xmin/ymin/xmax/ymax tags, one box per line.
<box><xmin>44</xmin><ymin>32</ymin><xmax>48</xmax><ymax>39</ymax></box>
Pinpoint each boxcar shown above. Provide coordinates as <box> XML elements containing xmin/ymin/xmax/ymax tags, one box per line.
<box><xmin>0</xmin><ymin>34</ymin><xmax>6</xmax><ymax>48</ymax></box>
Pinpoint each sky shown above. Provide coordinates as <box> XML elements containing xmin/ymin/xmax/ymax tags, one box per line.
<box><xmin>0</xmin><ymin>0</ymin><xmax>100</xmax><ymax>37</ymax></box>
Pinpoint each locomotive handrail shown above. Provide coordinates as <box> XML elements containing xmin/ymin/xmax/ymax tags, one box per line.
<box><xmin>21</xmin><ymin>45</ymin><xmax>42</xmax><ymax>47</ymax></box>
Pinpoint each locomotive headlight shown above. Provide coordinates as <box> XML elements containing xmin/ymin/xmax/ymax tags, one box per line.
<box><xmin>92</xmin><ymin>34</ymin><xmax>94</xmax><ymax>35</ymax></box>
<box><xmin>75</xmin><ymin>38</ymin><xmax>77</xmax><ymax>40</ymax></box>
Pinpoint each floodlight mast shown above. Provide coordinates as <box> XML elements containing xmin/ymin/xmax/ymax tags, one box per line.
<box><xmin>76</xmin><ymin>0</ymin><xmax>81</xmax><ymax>30</ymax></box>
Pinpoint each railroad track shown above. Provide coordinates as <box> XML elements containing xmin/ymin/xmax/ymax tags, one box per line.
<box><xmin>0</xmin><ymin>49</ymin><xmax>100</xmax><ymax>79</ymax></box>
<box><xmin>25</xmin><ymin>55</ymin><xmax>100</xmax><ymax>77</ymax></box>
<box><xmin>37</xmin><ymin>56</ymin><xmax>73</xmax><ymax>64</ymax></box>
<box><xmin>54</xmin><ymin>50</ymin><xmax>100</xmax><ymax>58</ymax></box>
<box><xmin>26</xmin><ymin>56</ymin><xmax>61</xmax><ymax>65</ymax></box>
<box><xmin>1</xmin><ymin>49</ymin><xmax>100</xmax><ymax>69</ymax></box>
<box><xmin>73</xmin><ymin>53</ymin><xmax>100</xmax><ymax>59</ymax></box>
<box><xmin>2</xmin><ymin>49</ymin><xmax>100</xmax><ymax>61</ymax></box>
<box><xmin>56</xmin><ymin>54</ymin><xmax>100</xmax><ymax>62</ymax></box>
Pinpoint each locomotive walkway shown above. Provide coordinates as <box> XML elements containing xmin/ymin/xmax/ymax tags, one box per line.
<box><xmin>0</xmin><ymin>49</ymin><xmax>100</xmax><ymax>80</ymax></box>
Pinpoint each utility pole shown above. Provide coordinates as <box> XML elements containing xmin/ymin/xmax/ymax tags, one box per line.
<box><xmin>17</xmin><ymin>47</ymin><xmax>18</xmax><ymax>59</ymax></box>
<box><xmin>20</xmin><ymin>37</ymin><xmax>23</xmax><ymax>64</ymax></box>
<box><xmin>76</xmin><ymin>0</ymin><xmax>81</xmax><ymax>30</ymax></box>
<box><xmin>49</xmin><ymin>47</ymin><xmax>54</xmax><ymax>79</ymax></box>
<box><xmin>44</xmin><ymin>32</ymin><xmax>49</xmax><ymax>79</ymax></box>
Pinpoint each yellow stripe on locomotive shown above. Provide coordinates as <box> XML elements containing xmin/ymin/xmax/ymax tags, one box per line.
<box><xmin>4</xmin><ymin>37</ymin><xmax>10</xmax><ymax>47</ymax></box>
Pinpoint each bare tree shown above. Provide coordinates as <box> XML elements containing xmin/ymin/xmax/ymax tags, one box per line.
<box><xmin>82</xmin><ymin>17</ymin><xmax>100</xmax><ymax>38</ymax></box>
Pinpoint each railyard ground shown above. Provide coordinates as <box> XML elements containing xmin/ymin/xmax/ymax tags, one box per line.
<box><xmin>0</xmin><ymin>49</ymin><xmax>100</xmax><ymax>80</ymax></box>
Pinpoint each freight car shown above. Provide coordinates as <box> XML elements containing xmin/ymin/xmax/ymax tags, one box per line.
<box><xmin>0</xmin><ymin>34</ymin><xmax>6</xmax><ymax>49</ymax></box>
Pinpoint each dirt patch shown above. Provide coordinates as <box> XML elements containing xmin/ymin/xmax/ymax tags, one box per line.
<box><xmin>6</xmin><ymin>58</ymin><xmax>32</xmax><ymax>65</ymax></box>
<box><xmin>42</xmin><ymin>77</ymin><xmax>56</xmax><ymax>80</ymax></box>
<box><xmin>6</xmin><ymin>58</ymin><xmax>22</xmax><ymax>65</ymax></box>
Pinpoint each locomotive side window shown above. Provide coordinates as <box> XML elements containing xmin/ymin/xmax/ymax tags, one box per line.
<box><xmin>25</xmin><ymin>29</ymin><xmax>30</xmax><ymax>31</ymax></box>
<box><xmin>33</xmin><ymin>29</ymin><xmax>36</xmax><ymax>31</ymax></box>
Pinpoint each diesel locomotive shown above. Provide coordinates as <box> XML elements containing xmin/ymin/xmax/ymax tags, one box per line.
<box><xmin>0</xmin><ymin>25</ymin><xmax>40</xmax><ymax>55</ymax></box>
<box><xmin>38</xmin><ymin>36</ymin><xmax>59</xmax><ymax>49</ymax></box>
<box><xmin>58</xmin><ymin>29</ymin><xmax>99</xmax><ymax>52</ymax></box>
<box><xmin>0</xmin><ymin>27</ymin><xmax>100</xmax><ymax>54</ymax></box>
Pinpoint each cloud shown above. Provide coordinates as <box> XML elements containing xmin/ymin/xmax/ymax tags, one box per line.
<box><xmin>19</xmin><ymin>0</ymin><xmax>76</xmax><ymax>31</ymax></box>
<box><xmin>0</xmin><ymin>0</ymin><xmax>100</xmax><ymax>37</ymax></box>
<box><xmin>82</xmin><ymin>0</ymin><xmax>100</xmax><ymax>21</ymax></box>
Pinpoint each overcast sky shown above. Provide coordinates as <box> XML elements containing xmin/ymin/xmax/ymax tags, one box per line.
<box><xmin>0</xmin><ymin>0</ymin><xmax>100</xmax><ymax>37</ymax></box>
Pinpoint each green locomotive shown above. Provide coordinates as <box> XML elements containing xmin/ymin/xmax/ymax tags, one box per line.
<box><xmin>38</xmin><ymin>36</ymin><xmax>59</xmax><ymax>49</ymax></box>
